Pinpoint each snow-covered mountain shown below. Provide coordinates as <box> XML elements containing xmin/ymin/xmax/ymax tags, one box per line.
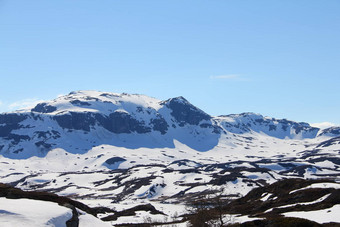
<box><xmin>0</xmin><ymin>90</ymin><xmax>330</xmax><ymax>159</ymax></box>
<box><xmin>0</xmin><ymin>90</ymin><xmax>339</xmax><ymax>226</ymax></box>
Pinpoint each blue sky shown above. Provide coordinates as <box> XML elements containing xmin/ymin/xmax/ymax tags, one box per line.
<box><xmin>0</xmin><ymin>0</ymin><xmax>339</xmax><ymax>126</ymax></box>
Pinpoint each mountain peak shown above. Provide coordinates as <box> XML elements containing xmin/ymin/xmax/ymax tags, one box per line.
<box><xmin>161</xmin><ymin>96</ymin><xmax>211</xmax><ymax>126</ymax></box>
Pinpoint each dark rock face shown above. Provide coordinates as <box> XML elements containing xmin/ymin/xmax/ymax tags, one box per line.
<box><xmin>53</xmin><ymin>111</ymin><xmax>153</xmax><ymax>134</ymax></box>
<box><xmin>292</xmin><ymin>122</ymin><xmax>314</xmax><ymax>134</ymax></box>
<box><xmin>164</xmin><ymin>97</ymin><xmax>211</xmax><ymax>126</ymax></box>
<box><xmin>0</xmin><ymin>114</ymin><xmax>29</xmax><ymax>144</ymax></box>
<box><xmin>70</xmin><ymin>100</ymin><xmax>91</xmax><ymax>106</ymax></box>
<box><xmin>0</xmin><ymin>114</ymin><xmax>27</xmax><ymax>136</ymax></box>
<box><xmin>7</xmin><ymin>134</ymin><xmax>30</xmax><ymax>145</ymax></box>
<box><xmin>0</xmin><ymin>123</ymin><xmax>18</xmax><ymax>137</ymax></box>
<box><xmin>95</xmin><ymin>112</ymin><xmax>151</xmax><ymax>134</ymax></box>
<box><xmin>0</xmin><ymin>113</ymin><xmax>27</xmax><ymax>125</ymax></box>
<box><xmin>107</xmin><ymin>112</ymin><xmax>151</xmax><ymax>134</ymax></box>
<box><xmin>32</xmin><ymin>103</ymin><xmax>57</xmax><ymax>113</ymax></box>
<box><xmin>150</xmin><ymin>117</ymin><xmax>169</xmax><ymax>134</ymax></box>
<box><xmin>269</xmin><ymin>125</ymin><xmax>277</xmax><ymax>131</ymax></box>
<box><xmin>54</xmin><ymin>112</ymin><xmax>96</xmax><ymax>132</ymax></box>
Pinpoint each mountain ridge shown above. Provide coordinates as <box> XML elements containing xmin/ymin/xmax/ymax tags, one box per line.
<box><xmin>0</xmin><ymin>90</ymin><xmax>338</xmax><ymax>159</ymax></box>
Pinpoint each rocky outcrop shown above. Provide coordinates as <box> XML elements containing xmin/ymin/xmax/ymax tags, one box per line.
<box><xmin>32</xmin><ymin>103</ymin><xmax>57</xmax><ymax>113</ymax></box>
<box><xmin>318</xmin><ymin>127</ymin><xmax>340</xmax><ymax>137</ymax></box>
<box><xmin>162</xmin><ymin>96</ymin><xmax>211</xmax><ymax>126</ymax></box>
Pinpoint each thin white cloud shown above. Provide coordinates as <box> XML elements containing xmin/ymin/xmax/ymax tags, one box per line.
<box><xmin>8</xmin><ymin>98</ymin><xmax>44</xmax><ymax>111</ymax></box>
<box><xmin>311</xmin><ymin>122</ymin><xmax>337</xmax><ymax>129</ymax></box>
<box><xmin>0</xmin><ymin>100</ymin><xmax>2</xmax><ymax>106</ymax></box>
<box><xmin>210</xmin><ymin>74</ymin><xmax>249</xmax><ymax>81</ymax></box>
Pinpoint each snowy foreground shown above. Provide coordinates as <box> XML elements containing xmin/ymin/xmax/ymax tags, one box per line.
<box><xmin>284</xmin><ymin>204</ymin><xmax>340</xmax><ymax>224</ymax></box>
<box><xmin>0</xmin><ymin>198</ymin><xmax>110</xmax><ymax>227</ymax></box>
<box><xmin>0</xmin><ymin>91</ymin><xmax>339</xmax><ymax>226</ymax></box>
